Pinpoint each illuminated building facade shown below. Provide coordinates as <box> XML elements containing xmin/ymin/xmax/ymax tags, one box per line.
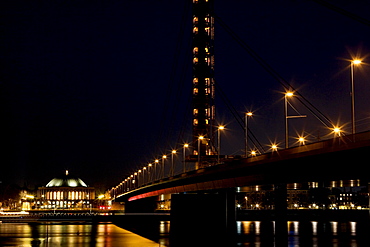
<box><xmin>192</xmin><ymin>0</ymin><xmax>215</xmax><ymax>156</ymax></box>
<box><xmin>36</xmin><ymin>171</ymin><xmax>95</xmax><ymax>209</ymax></box>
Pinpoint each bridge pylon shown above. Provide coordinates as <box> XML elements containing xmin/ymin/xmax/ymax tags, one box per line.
<box><xmin>192</xmin><ymin>0</ymin><xmax>216</xmax><ymax>160</ymax></box>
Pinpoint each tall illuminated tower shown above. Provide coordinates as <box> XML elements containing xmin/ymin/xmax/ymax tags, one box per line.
<box><xmin>192</xmin><ymin>0</ymin><xmax>215</xmax><ymax>157</ymax></box>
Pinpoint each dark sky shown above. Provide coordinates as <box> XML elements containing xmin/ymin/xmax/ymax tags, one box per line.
<box><xmin>1</xmin><ymin>0</ymin><xmax>370</xmax><ymax>190</ymax></box>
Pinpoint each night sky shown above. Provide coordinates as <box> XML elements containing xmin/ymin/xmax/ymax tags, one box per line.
<box><xmin>1</xmin><ymin>1</ymin><xmax>370</xmax><ymax>190</ymax></box>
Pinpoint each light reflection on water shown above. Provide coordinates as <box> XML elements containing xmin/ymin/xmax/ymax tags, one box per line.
<box><xmin>0</xmin><ymin>221</ymin><xmax>368</xmax><ymax>246</ymax></box>
<box><xmin>0</xmin><ymin>223</ymin><xmax>159</xmax><ymax>247</ymax></box>
<box><xmin>236</xmin><ymin>220</ymin><xmax>367</xmax><ymax>247</ymax></box>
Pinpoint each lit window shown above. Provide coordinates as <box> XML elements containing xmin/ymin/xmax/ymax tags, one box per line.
<box><xmin>193</xmin><ymin>119</ymin><xmax>198</xmax><ymax>126</ymax></box>
<box><xmin>193</xmin><ymin>27</ymin><xmax>198</xmax><ymax>34</ymax></box>
<box><xmin>205</xmin><ymin>47</ymin><xmax>209</xmax><ymax>54</ymax></box>
<box><xmin>193</xmin><ymin>47</ymin><xmax>198</xmax><ymax>54</ymax></box>
<box><xmin>205</xmin><ymin>27</ymin><xmax>210</xmax><ymax>35</ymax></box>
<box><xmin>193</xmin><ymin>17</ymin><xmax>198</xmax><ymax>24</ymax></box>
<box><xmin>193</xmin><ymin>88</ymin><xmax>198</xmax><ymax>94</ymax></box>
<box><xmin>193</xmin><ymin>109</ymin><xmax>198</xmax><ymax>115</ymax></box>
<box><xmin>205</xmin><ymin>78</ymin><xmax>210</xmax><ymax>85</ymax></box>
<box><xmin>193</xmin><ymin>78</ymin><xmax>198</xmax><ymax>85</ymax></box>
<box><xmin>193</xmin><ymin>57</ymin><xmax>198</xmax><ymax>64</ymax></box>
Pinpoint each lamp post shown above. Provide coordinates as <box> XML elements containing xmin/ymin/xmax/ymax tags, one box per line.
<box><xmin>154</xmin><ymin>159</ymin><xmax>159</xmax><ymax>180</ymax></box>
<box><xmin>350</xmin><ymin>59</ymin><xmax>362</xmax><ymax>136</ymax></box>
<box><xmin>143</xmin><ymin>167</ymin><xmax>147</xmax><ymax>185</ymax></box>
<box><xmin>245</xmin><ymin>112</ymin><xmax>253</xmax><ymax>157</ymax></box>
<box><xmin>148</xmin><ymin>163</ymin><xmax>152</xmax><ymax>183</ymax></box>
<box><xmin>183</xmin><ymin>143</ymin><xmax>189</xmax><ymax>173</ymax></box>
<box><xmin>285</xmin><ymin>92</ymin><xmax>294</xmax><ymax>149</ymax></box>
<box><xmin>217</xmin><ymin>125</ymin><xmax>225</xmax><ymax>164</ymax></box>
<box><xmin>198</xmin><ymin>136</ymin><xmax>204</xmax><ymax>165</ymax></box>
<box><xmin>138</xmin><ymin>170</ymin><xmax>142</xmax><ymax>187</ymax></box>
<box><xmin>162</xmin><ymin>155</ymin><xmax>167</xmax><ymax>179</ymax></box>
<box><xmin>171</xmin><ymin>150</ymin><xmax>176</xmax><ymax>177</ymax></box>
<box><xmin>284</xmin><ymin>91</ymin><xmax>306</xmax><ymax>148</ymax></box>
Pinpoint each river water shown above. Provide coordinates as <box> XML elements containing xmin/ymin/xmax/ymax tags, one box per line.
<box><xmin>0</xmin><ymin>220</ymin><xmax>369</xmax><ymax>246</ymax></box>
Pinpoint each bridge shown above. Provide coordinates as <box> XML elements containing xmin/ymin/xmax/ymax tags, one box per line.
<box><xmin>107</xmin><ymin>1</ymin><xmax>369</xmax><ymax>245</ymax></box>
<box><xmin>111</xmin><ymin>131</ymin><xmax>370</xmax><ymax>203</ymax></box>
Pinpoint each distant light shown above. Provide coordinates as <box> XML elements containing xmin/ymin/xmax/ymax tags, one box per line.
<box><xmin>162</xmin><ymin>155</ymin><xmax>167</xmax><ymax>159</ymax></box>
<box><xmin>353</xmin><ymin>59</ymin><xmax>362</xmax><ymax>65</ymax></box>
<box><xmin>286</xmin><ymin>92</ymin><xmax>294</xmax><ymax>97</ymax></box>
<box><xmin>251</xmin><ymin>150</ymin><xmax>257</xmax><ymax>156</ymax></box>
<box><xmin>218</xmin><ymin>125</ymin><xmax>225</xmax><ymax>130</ymax></box>
<box><xmin>271</xmin><ymin>144</ymin><xmax>278</xmax><ymax>151</ymax></box>
<box><xmin>184</xmin><ymin>143</ymin><xmax>189</xmax><ymax>148</ymax></box>
<box><xmin>199</xmin><ymin>136</ymin><xmax>204</xmax><ymax>140</ymax></box>
<box><xmin>155</xmin><ymin>159</ymin><xmax>159</xmax><ymax>163</ymax></box>
<box><xmin>172</xmin><ymin>150</ymin><xmax>177</xmax><ymax>154</ymax></box>
<box><xmin>332</xmin><ymin>126</ymin><xmax>342</xmax><ymax>136</ymax></box>
<box><xmin>246</xmin><ymin>112</ymin><xmax>253</xmax><ymax>117</ymax></box>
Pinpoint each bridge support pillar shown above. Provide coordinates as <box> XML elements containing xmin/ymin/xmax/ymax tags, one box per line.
<box><xmin>274</xmin><ymin>183</ymin><xmax>288</xmax><ymax>245</ymax></box>
<box><xmin>170</xmin><ymin>189</ymin><xmax>236</xmax><ymax>246</ymax></box>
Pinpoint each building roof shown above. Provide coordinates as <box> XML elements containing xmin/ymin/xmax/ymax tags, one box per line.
<box><xmin>46</xmin><ymin>170</ymin><xmax>88</xmax><ymax>187</ymax></box>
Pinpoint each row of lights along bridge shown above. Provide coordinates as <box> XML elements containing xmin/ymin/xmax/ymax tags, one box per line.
<box><xmin>118</xmin><ymin>59</ymin><xmax>363</xmax><ymax>191</ymax></box>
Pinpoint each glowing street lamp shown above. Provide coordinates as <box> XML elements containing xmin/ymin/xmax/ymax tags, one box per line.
<box><xmin>271</xmin><ymin>144</ymin><xmax>278</xmax><ymax>152</ymax></box>
<box><xmin>284</xmin><ymin>91</ymin><xmax>306</xmax><ymax>148</ymax></box>
<box><xmin>218</xmin><ymin>125</ymin><xmax>225</xmax><ymax>163</ymax></box>
<box><xmin>171</xmin><ymin>150</ymin><xmax>176</xmax><ymax>177</ymax></box>
<box><xmin>298</xmin><ymin>136</ymin><xmax>306</xmax><ymax>146</ymax></box>
<box><xmin>198</xmin><ymin>135</ymin><xmax>204</xmax><ymax>165</ymax></box>
<box><xmin>155</xmin><ymin>159</ymin><xmax>159</xmax><ymax>180</ymax></box>
<box><xmin>332</xmin><ymin>126</ymin><xmax>342</xmax><ymax>137</ymax></box>
<box><xmin>245</xmin><ymin>112</ymin><xmax>253</xmax><ymax>157</ymax></box>
<box><xmin>285</xmin><ymin>92</ymin><xmax>294</xmax><ymax>149</ymax></box>
<box><xmin>183</xmin><ymin>143</ymin><xmax>189</xmax><ymax>173</ymax></box>
<box><xmin>250</xmin><ymin>150</ymin><xmax>257</xmax><ymax>157</ymax></box>
<box><xmin>350</xmin><ymin>59</ymin><xmax>362</xmax><ymax>136</ymax></box>
<box><xmin>162</xmin><ymin>155</ymin><xmax>167</xmax><ymax>179</ymax></box>
<box><xmin>148</xmin><ymin>163</ymin><xmax>152</xmax><ymax>183</ymax></box>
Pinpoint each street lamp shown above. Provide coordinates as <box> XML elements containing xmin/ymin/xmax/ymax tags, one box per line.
<box><xmin>171</xmin><ymin>150</ymin><xmax>176</xmax><ymax>177</ymax></box>
<box><xmin>332</xmin><ymin>126</ymin><xmax>342</xmax><ymax>137</ymax></box>
<box><xmin>285</xmin><ymin>92</ymin><xmax>294</xmax><ymax>149</ymax></box>
<box><xmin>155</xmin><ymin>159</ymin><xmax>159</xmax><ymax>180</ymax></box>
<box><xmin>298</xmin><ymin>136</ymin><xmax>306</xmax><ymax>146</ymax></box>
<box><xmin>245</xmin><ymin>112</ymin><xmax>253</xmax><ymax>157</ymax></box>
<box><xmin>183</xmin><ymin>143</ymin><xmax>189</xmax><ymax>173</ymax></box>
<box><xmin>198</xmin><ymin>135</ymin><xmax>204</xmax><ymax>165</ymax></box>
<box><xmin>138</xmin><ymin>170</ymin><xmax>142</xmax><ymax>187</ymax></box>
<box><xmin>162</xmin><ymin>155</ymin><xmax>167</xmax><ymax>179</ymax></box>
<box><xmin>143</xmin><ymin>167</ymin><xmax>147</xmax><ymax>185</ymax></box>
<box><xmin>148</xmin><ymin>163</ymin><xmax>152</xmax><ymax>183</ymax></box>
<box><xmin>350</xmin><ymin>59</ymin><xmax>362</xmax><ymax>136</ymax></box>
<box><xmin>284</xmin><ymin>91</ymin><xmax>306</xmax><ymax>148</ymax></box>
<box><xmin>271</xmin><ymin>144</ymin><xmax>278</xmax><ymax>152</ymax></box>
<box><xmin>218</xmin><ymin>125</ymin><xmax>225</xmax><ymax>163</ymax></box>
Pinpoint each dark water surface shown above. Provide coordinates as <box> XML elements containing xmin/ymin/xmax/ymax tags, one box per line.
<box><xmin>1</xmin><ymin>220</ymin><xmax>369</xmax><ymax>246</ymax></box>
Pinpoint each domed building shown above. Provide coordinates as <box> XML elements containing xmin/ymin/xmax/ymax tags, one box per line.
<box><xmin>36</xmin><ymin>171</ymin><xmax>95</xmax><ymax>209</ymax></box>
